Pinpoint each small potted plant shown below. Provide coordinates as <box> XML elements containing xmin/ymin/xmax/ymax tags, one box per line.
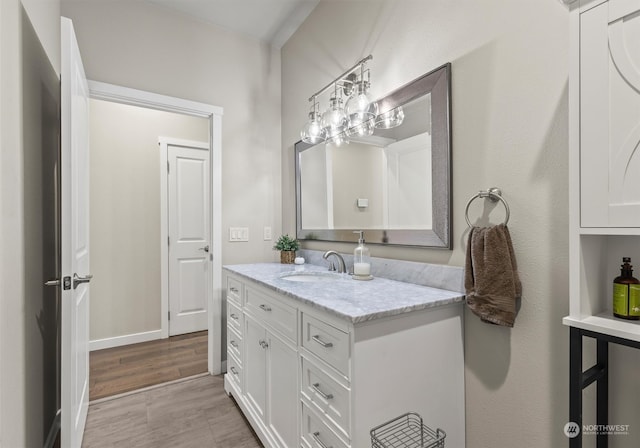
<box><xmin>273</xmin><ymin>234</ymin><xmax>300</xmax><ymax>264</ymax></box>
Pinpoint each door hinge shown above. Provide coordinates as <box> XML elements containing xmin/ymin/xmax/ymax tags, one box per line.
<box><xmin>168</xmin><ymin>311</ymin><xmax>170</xmax><ymax>321</ymax></box>
<box><xmin>168</xmin><ymin>236</ymin><xmax>170</xmax><ymax>245</ymax></box>
<box><xmin>167</xmin><ymin>161</ymin><xmax>170</xmax><ymax>173</ymax></box>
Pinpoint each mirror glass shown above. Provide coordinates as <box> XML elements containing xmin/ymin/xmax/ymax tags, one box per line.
<box><xmin>295</xmin><ymin>63</ymin><xmax>451</xmax><ymax>248</ymax></box>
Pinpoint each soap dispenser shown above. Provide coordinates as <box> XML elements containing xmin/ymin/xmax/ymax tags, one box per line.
<box><xmin>352</xmin><ymin>230</ymin><xmax>372</xmax><ymax>280</ymax></box>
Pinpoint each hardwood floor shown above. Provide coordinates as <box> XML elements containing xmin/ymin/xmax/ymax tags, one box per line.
<box><xmin>82</xmin><ymin>375</ymin><xmax>263</xmax><ymax>448</ymax></box>
<box><xmin>90</xmin><ymin>331</ymin><xmax>208</xmax><ymax>401</ymax></box>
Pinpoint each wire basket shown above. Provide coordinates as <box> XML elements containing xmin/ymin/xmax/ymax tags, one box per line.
<box><xmin>370</xmin><ymin>412</ymin><xmax>446</xmax><ymax>448</ymax></box>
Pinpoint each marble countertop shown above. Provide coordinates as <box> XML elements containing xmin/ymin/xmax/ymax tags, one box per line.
<box><xmin>223</xmin><ymin>263</ymin><xmax>465</xmax><ymax>324</ymax></box>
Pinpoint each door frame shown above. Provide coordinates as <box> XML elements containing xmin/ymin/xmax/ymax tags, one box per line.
<box><xmin>159</xmin><ymin>137</ymin><xmax>210</xmax><ymax>338</ymax></box>
<box><xmin>88</xmin><ymin>81</ymin><xmax>223</xmax><ymax>374</ymax></box>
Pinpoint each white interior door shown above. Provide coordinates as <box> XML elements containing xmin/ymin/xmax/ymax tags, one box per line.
<box><xmin>168</xmin><ymin>141</ymin><xmax>210</xmax><ymax>336</ymax></box>
<box><xmin>60</xmin><ymin>17</ymin><xmax>91</xmax><ymax>448</ymax></box>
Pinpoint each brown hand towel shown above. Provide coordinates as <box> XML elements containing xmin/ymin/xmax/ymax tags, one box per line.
<box><xmin>465</xmin><ymin>223</ymin><xmax>521</xmax><ymax>327</ymax></box>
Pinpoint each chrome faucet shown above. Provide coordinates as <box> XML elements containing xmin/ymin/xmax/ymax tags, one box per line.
<box><xmin>323</xmin><ymin>250</ymin><xmax>347</xmax><ymax>273</ymax></box>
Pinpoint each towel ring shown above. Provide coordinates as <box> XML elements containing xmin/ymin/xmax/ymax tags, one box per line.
<box><xmin>465</xmin><ymin>187</ymin><xmax>510</xmax><ymax>227</ymax></box>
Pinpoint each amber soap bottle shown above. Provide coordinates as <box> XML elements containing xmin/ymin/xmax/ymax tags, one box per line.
<box><xmin>613</xmin><ymin>257</ymin><xmax>640</xmax><ymax>320</ymax></box>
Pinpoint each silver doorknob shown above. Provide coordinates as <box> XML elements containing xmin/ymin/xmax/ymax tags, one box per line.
<box><xmin>199</xmin><ymin>245</ymin><xmax>210</xmax><ymax>253</ymax></box>
<box><xmin>73</xmin><ymin>273</ymin><xmax>93</xmax><ymax>289</ymax></box>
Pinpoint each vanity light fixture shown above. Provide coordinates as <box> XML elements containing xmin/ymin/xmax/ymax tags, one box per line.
<box><xmin>321</xmin><ymin>85</ymin><xmax>349</xmax><ymax>145</ymax></box>
<box><xmin>300</xmin><ymin>96</ymin><xmax>326</xmax><ymax>144</ymax></box>
<box><xmin>327</xmin><ymin>128</ymin><xmax>350</xmax><ymax>146</ymax></box>
<box><xmin>348</xmin><ymin>118</ymin><xmax>375</xmax><ymax>138</ymax></box>
<box><xmin>302</xmin><ymin>54</ymin><xmax>388</xmax><ymax>145</ymax></box>
<box><xmin>345</xmin><ymin>63</ymin><xmax>377</xmax><ymax>137</ymax></box>
<box><xmin>375</xmin><ymin>106</ymin><xmax>405</xmax><ymax>129</ymax></box>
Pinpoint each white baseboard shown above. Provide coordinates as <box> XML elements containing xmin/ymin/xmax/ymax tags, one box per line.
<box><xmin>90</xmin><ymin>329</ymin><xmax>163</xmax><ymax>351</ymax></box>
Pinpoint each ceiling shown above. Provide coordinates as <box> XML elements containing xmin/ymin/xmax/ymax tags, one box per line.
<box><xmin>145</xmin><ymin>0</ymin><xmax>320</xmax><ymax>48</ymax></box>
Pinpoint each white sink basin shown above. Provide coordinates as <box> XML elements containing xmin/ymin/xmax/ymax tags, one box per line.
<box><xmin>279</xmin><ymin>271</ymin><xmax>342</xmax><ymax>282</ymax></box>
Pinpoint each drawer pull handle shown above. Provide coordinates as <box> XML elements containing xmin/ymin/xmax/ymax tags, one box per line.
<box><xmin>230</xmin><ymin>340</ymin><xmax>238</xmax><ymax>348</ymax></box>
<box><xmin>259</xmin><ymin>339</ymin><xmax>269</xmax><ymax>349</ymax></box>
<box><xmin>312</xmin><ymin>335</ymin><xmax>333</xmax><ymax>348</ymax></box>
<box><xmin>312</xmin><ymin>383</ymin><xmax>334</xmax><ymax>400</ymax></box>
<box><xmin>259</xmin><ymin>304</ymin><xmax>272</xmax><ymax>312</ymax></box>
<box><xmin>230</xmin><ymin>287</ymin><xmax>239</xmax><ymax>293</ymax></box>
<box><xmin>230</xmin><ymin>366</ymin><xmax>238</xmax><ymax>375</ymax></box>
<box><xmin>230</xmin><ymin>313</ymin><xmax>239</xmax><ymax>320</ymax></box>
<box><xmin>312</xmin><ymin>432</ymin><xmax>332</xmax><ymax>448</ymax></box>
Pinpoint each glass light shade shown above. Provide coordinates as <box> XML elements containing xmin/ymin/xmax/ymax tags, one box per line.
<box><xmin>300</xmin><ymin>112</ymin><xmax>326</xmax><ymax>144</ymax></box>
<box><xmin>321</xmin><ymin>97</ymin><xmax>348</xmax><ymax>137</ymax></box>
<box><xmin>327</xmin><ymin>130</ymin><xmax>349</xmax><ymax>146</ymax></box>
<box><xmin>375</xmin><ymin>106</ymin><xmax>405</xmax><ymax>129</ymax></box>
<box><xmin>348</xmin><ymin>117</ymin><xmax>375</xmax><ymax>137</ymax></box>
<box><xmin>345</xmin><ymin>83</ymin><xmax>378</xmax><ymax>128</ymax></box>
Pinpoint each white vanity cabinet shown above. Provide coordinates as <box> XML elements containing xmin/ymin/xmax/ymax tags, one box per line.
<box><xmin>237</xmin><ymin>282</ymin><xmax>299</xmax><ymax>448</ymax></box>
<box><xmin>243</xmin><ymin>315</ymin><xmax>267</xmax><ymax>423</ymax></box>
<box><xmin>299</xmin><ymin>306</ymin><xmax>465</xmax><ymax>448</ymax></box>
<box><xmin>244</xmin><ymin>313</ymin><xmax>298</xmax><ymax>447</ymax></box>
<box><xmin>223</xmin><ymin>267</ymin><xmax>465</xmax><ymax>448</ymax></box>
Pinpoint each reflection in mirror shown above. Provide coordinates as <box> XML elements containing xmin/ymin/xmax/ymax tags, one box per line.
<box><xmin>295</xmin><ymin>63</ymin><xmax>451</xmax><ymax>248</ymax></box>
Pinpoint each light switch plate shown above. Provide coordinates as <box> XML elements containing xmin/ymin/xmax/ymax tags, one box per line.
<box><xmin>229</xmin><ymin>227</ymin><xmax>249</xmax><ymax>242</ymax></box>
<box><xmin>263</xmin><ymin>226</ymin><xmax>272</xmax><ymax>241</ymax></box>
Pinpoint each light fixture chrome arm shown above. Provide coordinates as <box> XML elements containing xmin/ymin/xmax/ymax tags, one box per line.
<box><xmin>307</xmin><ymin>54</ymin><xmax>373</xmax><ymax>102</ymax></box>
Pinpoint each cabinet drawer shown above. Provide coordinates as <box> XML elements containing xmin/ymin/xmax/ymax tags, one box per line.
<box><xmin>227</xmin><ymin>300</ymin><xmax>243</xmax><ymax>335</ymax></box>
<box><xmin>227</xmin><ymin>352</ymin><xmax>242</xmax><ymax>390</ymax></box>
<box><xmin>227</xmin><ymin>276</ymin><xmax>243</xmax><ymax>305</ymax></box>
<box><xmin>302</xmin><ymin>313</ymin><xmax>350</xmax><ymax>378</ymax></box>
<box><xmin>301</xmin><ymin>402</ymin><xmax>349</xmax><ymax>448</ymax></box>
<box><xmin>301</xmin><ymin>357</ymin><xmax>350</xmax><ymax>440</ymax></box>
<box><xmin>227</xmin><ymin>326</ymin><xmax>242</xmax><ymax>364</ymax></box>
<box><xmin>245</xmin><ymin>286</ymin><xmax>297</xmax><ymax>343</ymax></box>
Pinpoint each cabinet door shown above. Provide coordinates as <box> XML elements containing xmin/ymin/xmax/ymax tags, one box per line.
<box><xmin>581</xmin><ymin>0</ymin><xmax>640</xmax><ymax>227</ymax></box>
<box><xmin>267</xmin><ymin>332</ymin><xmax>298</xmax><ymax>448</ymax></box>
<box><xmin>244</xmin><ymin>314</ymin><xmax>267</xmax><ymax>423</ymax></box>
